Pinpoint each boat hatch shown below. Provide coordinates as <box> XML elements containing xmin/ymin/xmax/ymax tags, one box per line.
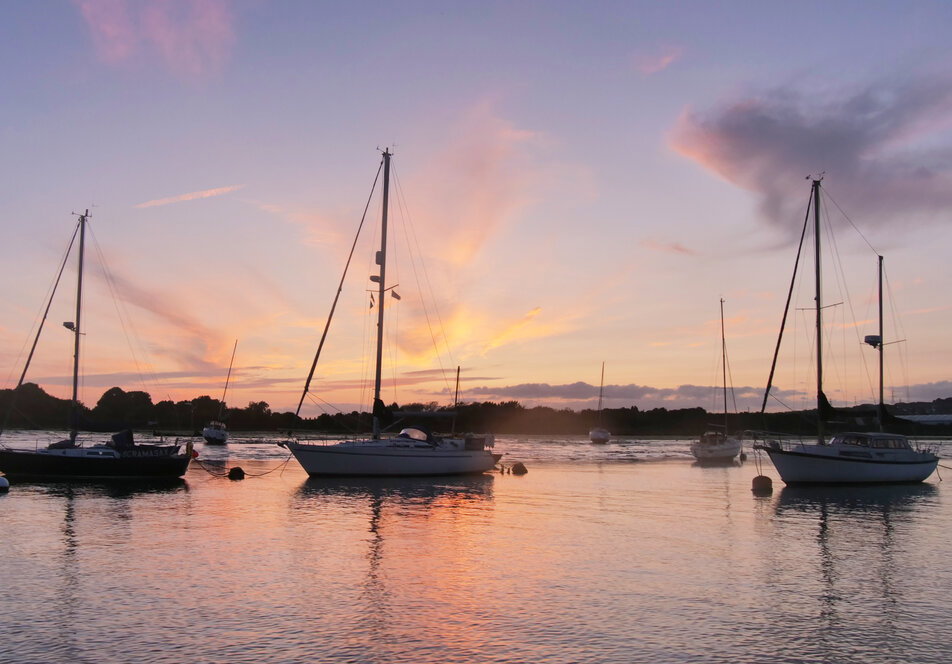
<box><xmin>398</xmin><ymin>427</ymin><xmax>431</xmax><ymax>442</ymax></box>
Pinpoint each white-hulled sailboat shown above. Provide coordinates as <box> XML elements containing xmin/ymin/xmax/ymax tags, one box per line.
<box><xmin>202</xmin><ymin>339</ymin><xmax>237</xmax><ymax>445</ymax></box>
<box><xmin>753</xmin><ymin>179</ymin><xmax>937</xmax><ymax>484</ymax></box>
<box><xmin>589</xmin><ymin>362</ymin><xmax>610</xmax><ymax>444</ymax></box>
<box><xmin>279</xmin><ymin>150</ymin><xmax>498</xmax><ymax>476</ymax></box>
<box><xmin>691</xmin><ymin>299</ymin><xmax>742</xmax><ymax>463</ymax></box>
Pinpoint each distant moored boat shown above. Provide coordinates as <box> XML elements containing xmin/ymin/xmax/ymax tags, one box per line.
<box><xmin>589</xmin><ymin>362</ymin><xmax>610</xmax><ymax>444</ymax></box>
<box><xmin>691</xmin><ymin>299</ymin><xmax>742</xmax><ymax>464</ymax></box>
<box><xmin>202</xmin><ymin>339</ymin><xmax>237</xmax><ymax>445</ymax></box>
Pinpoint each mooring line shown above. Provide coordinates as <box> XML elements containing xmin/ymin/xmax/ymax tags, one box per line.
<box><xmin>192</xmin><ymin>454</ymin><xmax>294</xmax><ymax>479</ymax></box>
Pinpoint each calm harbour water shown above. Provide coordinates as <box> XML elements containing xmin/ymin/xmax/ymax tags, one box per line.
<box><xmin>1</xmin><ymin>433</ymin><xmax>951</xmax><ymax>664</ymax></box>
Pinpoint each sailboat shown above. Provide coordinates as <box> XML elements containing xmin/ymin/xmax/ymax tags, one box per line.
<box><xmin>279</xmin><ymin>150</ymin><xmax>498</xmax><ymax>476</ymax></box>
<box><xmin>691</xmin><ymin>298</ymin><xmax>742</xmax><ymax>463</ymax></box>
<box><xmin>202</xmin><ymin>339</ymin><xmax>237</xmax><ymax>445</ymax></box>
<box><xmin>753</xmin><ymin>179</ymin><xmax>938</xmax><ymax>485</ymax></box>
<box><xmin>589</xmin><ymin>362</ymin><xmax>610</xmax><ymax>444</ymax></box>
<box><xmin>0</xmin><ymin>211</ymin><xmax>193</xmax><ymax>480</ymax></box>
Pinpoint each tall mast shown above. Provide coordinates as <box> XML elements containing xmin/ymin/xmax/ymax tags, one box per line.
<box><xmin>812</xmin><ymin>179</ymin><xmax>824</xmax><ymax>445</ymax></box>
<box><xmin>877</xmin><ymin>255</ymin><xmax>885</xmax><ymax>432</ymax></box>
<box><xmin>69</xmin><ymin>210</ymin><xmax>88</xmax><ymax>440</ymax></box>
<box><xmin>597</xmin><ymin>361</ymin><xmax>605</xmax><ymax>411</ymax></box>
<box><xmin>372</xmin><ymin>149</ymin><xmax>391</xmax><ymax>438</ymax></box>
<box><xmin>720</xmin><ymin>298</ymin><xmax>727</xmax><ymax>430</ymax></box>
<box><xmin>595</xmin><ymin>361</ymin><xmax>605</xmax><ymax>426</ymax></box>
<box><xmin>219</xmin><ymin>339</ymin><xmax>238</xmax><ymax>419</ymax></box>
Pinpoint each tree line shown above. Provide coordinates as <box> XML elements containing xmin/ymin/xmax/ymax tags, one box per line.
<box><xmin>2</xmin><ymin>382</ymin><xmax>951</xmax><ymax>437</ymax></box>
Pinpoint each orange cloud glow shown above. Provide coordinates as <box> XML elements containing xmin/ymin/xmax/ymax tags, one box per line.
<box><xmin>480</xmin><ymin>306</ymin><xmax>544</xmax><ymax>355</ymax></box>
<box><xmin>405</xmin><ymin>101</ymin><xmax>544</xmax><ymax>268</ymax></box>
<box><xmin>668</xmin><ymin>106</ymin><xmax>750</xmax><ymax>189</ymax></box>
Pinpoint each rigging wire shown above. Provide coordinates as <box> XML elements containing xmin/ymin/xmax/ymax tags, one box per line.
<box><xmin>823</xmin><ymin>187</ymin><xmax>880</xmax><ymax>255</ymax></box>
<box><xmin>882</xmin><ymin>264</ymin><xmax>911</xmax><ymax>402</ymax></box>
<box><xmin>821</xmin><ymin>196</ymin><xmax>876</xmax><ymax>405</ymax></box>
<box><xmin>302</xmin><ymin>390</ymin><xmax>364</xmax><ymax>436</ymax></box>
<box><xmin>294</xmin><ymin>158</ymin><xmax>383</xmax><ymax>421</ymax></box>
<box><xmin>766</xmin><ymin>181</ymin><xmax>914</xmax><ymax>421</ymax></box>
<box><xmin>725</xmin><ymin>336</ymin><xmax>739</xmax><ymax>415</ymax></box>
<box><xmin>390</xmin><ymin>164</ymin><xmax>456</xmax><ymax>396</ymax></box>
<box><xmin>85</xmin><ymin>225</ymin><xmax>161</xmax><ymax>395</ymax></box>
<box><xmin>760</xmin><ymin>185</ymin><xmax>814</xmax><ymax>415</ymax></box>
<box><xmin>4</xmin><ymin>222</ymin><xmax>80</xmax><ymax>389</ymax></box>
<box><xmin>359</xmin><ymin>192</ymin><xmax>383</xmax><ymax>416</ymax></box>
<box><xmin>1</xmin><ymin>220</ymin><xmax>81</xmax><ymax>439</ymax></box>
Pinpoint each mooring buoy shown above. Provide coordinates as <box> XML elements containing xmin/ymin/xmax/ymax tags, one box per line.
<box><xmin>751</xmin><ymin>475</ymin><xmax>772</xmax><ymax>495</ymax></box>
<box><xmin>227</xmin><ymin>466</ymin><xmax>245</xmax><ymax>480</ymax></box>
<box><xmin>0</xmin><ymin>476</ymin><xmax>9</xmax><ymax>493</ymax></box>
<box><xmin>511</xmin><ymin>462</ymin><xmax>528</xmax><ymax>475</ymax></box>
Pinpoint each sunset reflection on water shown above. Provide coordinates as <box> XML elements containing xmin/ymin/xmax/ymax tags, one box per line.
<box><xmin>1</xmin><ymin>438</ymin><xmax>950</xmax><ymax>663</ymax></box>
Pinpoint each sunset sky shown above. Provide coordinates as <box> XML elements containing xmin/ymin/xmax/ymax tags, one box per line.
<box><xmin>2</xmin><ymin>1</ymin><xmax>951</xmax><ymax>419</ymax></box>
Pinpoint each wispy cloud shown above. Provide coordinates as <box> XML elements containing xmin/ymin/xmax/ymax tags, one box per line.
<box><xmin>135</xmin><ymin>184</ymin><xmax>244</xmax><ymax>209</ymax></box>
<box><xmin>86</xmin><ymin>259</ymin><xmax>218</xmax><ymax>373</ymax></box>
<box><xmin>670</xmin><ymin>73</ymin><xmax>952</xmax><ymax>233</ymax></box>
<box><xmin>481</xmin><ymin>306</ymin><xmax>543</xmax><ymax>355</ymax></box>
<box><xmin>906</xmin><ymin>305</ymin><xmax>950</xmax><ymax>316</ymax></box>
<box><xmin>253</xmin><ymin>103</ymin><xmax>546</xmax><ymax>260</ymax></box>
<box><xmin>72</xmin><ymin>0</ymin><xmax>235</xmax><ymax>76</ymax></box>
<box><xmin>253</xmin><ymin>201</ymin><xmax>351</xmax><ymax>248</ymax></box>
<box><xmin>640</xmin><ymin>238</ymin><xmax>698</xmax><ymax>256</ymax></box>
<box><xmin>632</xmin><ymin>46</ymin><xmax>683</xmax><ymax>75</ymax></box>
<box><xmin>407</xmin><ymin>100</ymin><xmax>545</xmax><ymax>267</ymax></box>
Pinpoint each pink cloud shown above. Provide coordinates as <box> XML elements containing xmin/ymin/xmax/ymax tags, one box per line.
<box><xmin>72</xmin><ymin>0</ymin><xmax>138</xmax><ymax>63</ymax></box>
<box><xmin>408</xmin><ymin>101</ymin><xmax>544</xmax><ymax>267</ymax></box>
<box><xmin>72</xmin><ymin>0</ymin><xmax>234</xmax><ymax>76</ymax></box>
<box><xmin>632</xmin><ymin>46</ymin><xmax>684</xmax><ymax>75</ymax></box>
<box><xmin>668</xmin><ymin>75</ymin><xmax>952</xmax><ymax>231</ymax></box>
<box><xmin>141</xmin><ymin>0</ymin><xmax>234</xmax><ymax>76</ymax></box>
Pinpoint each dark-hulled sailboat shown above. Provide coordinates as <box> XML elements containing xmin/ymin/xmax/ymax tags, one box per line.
<box><xmin>0</xmin><ymin>211</ymin><xmax>192</xmax><ymax>480</ymax></box>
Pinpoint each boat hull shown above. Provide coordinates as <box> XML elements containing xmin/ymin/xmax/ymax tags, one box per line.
<box><xmin>760</xmin><ymin>445</ymin><xmax>937</xmax><ymax>485</ymax></box>
<box><xmin>0</xmin><ymin>447</ymin><xmax>191</xmax><ymax>480</ymax></box>
<box><xmin>691</xmin><ymin>436</ymin><xmax>742</xmax><ymax>463</ymax></box>
<box><xmin>589</xmin><ymin>428</ymin><xmax>610</xmax><ymax>444</ymax></box>
<box><xmin>202</xmin><ymin>426</ymin><xmax>228</xmax><ymax>445</ymax></box>
<box><xmin>284</xmin><ymin>440</ymin><xmax>497</xmax><ymax>477</ymax></box>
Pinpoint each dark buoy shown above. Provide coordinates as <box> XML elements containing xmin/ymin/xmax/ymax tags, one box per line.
<box><xmin>511</xmin><ymin>462</ymin><xmax>528</xmax><ymax>475</ymax></box>
<box><xmin>227</xmin><ymin>466</ymin><xmax>245</xmax><ymax>480</ymax></box>
<box><xmin>0</xmin><ymin>476</ymin><xmax>9</xmax><ymax>493</ymax></box>
<box><xmin>751</xmin><ymin>475</ymin><xmax>772</xmax><ymax>495</ymax></box>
